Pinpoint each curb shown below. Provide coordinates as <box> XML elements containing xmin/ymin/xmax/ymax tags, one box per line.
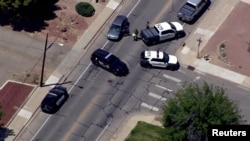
<box><xmin>7</xmin><ymin>0</ymin><xmax>123</xmax><ymax>141</ymax></box>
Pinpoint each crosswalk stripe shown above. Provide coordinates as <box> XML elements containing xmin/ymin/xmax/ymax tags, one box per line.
<box><xmin>163</xmin><ymin>74</ymin><xmax>181</xmax><ymax>83</ymax></box>
<box><xmin>178</xmin><ymin>69</ymin><xmax>186</xmax><ymax>73</ymax></box>
<box><xmin>148</xmin><ymin>92</ymin><xmax>167</xmax><ymax>101</ymax></box>
<box><xmin>155</xmin><ymin>85</ymin><xmax>173</xmax><ymax>92</ymax></box>
<box><xmin>140</xmin><ymin>103</ymin><xmax>159</xmax><ymax>111</ymax></box>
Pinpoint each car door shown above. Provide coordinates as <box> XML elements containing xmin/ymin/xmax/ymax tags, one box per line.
<box><xmin>122</xmin><ymin>19</ymin><xmax>130</xmax><ymax>35</ymax></box>
<box><xmin>96</xmin><ymin>57</ymin><xmax>110</xmax><ymax>70</ymax></box>
<box><xmin>161</xmin><ymin>30</ymin><xmax>176</xmax><ymax>40</ymax></box>
<box><xmin>150</xmin><ymin>58</ymin><xmax>166</xmax><ymax>68</ymax></box>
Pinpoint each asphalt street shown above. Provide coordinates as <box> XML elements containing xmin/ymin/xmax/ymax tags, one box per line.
<box><xmin>14</xmin><ymin>0</ymin><xmax>250</xmax><ymax>141</ymax></box>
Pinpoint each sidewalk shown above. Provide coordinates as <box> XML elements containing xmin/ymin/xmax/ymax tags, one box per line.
<box><xmin>6</xmin><ymin>0</ymin><xmax>122</xmax><ymax>140</ymax></box>
<box><xmin>176</xmin><ymin>0</ymin><xmax>250</xmax><ymax>89</ymax></box>
<box><xmin>111</xmin><ymin>113</ymin><xmax>162</xmax><ymax>141</ymax></box>
<box><xmin>113</xmin><ymin>0</ymin><xmax>250</xmax><ymax>139</ymax></box>
<box><xmin>6</xmin><ymin>0</ymin><xmax>250</xmax><ymax>141</ymax></box>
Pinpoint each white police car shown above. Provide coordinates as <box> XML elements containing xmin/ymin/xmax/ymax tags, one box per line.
<box><xmin>140</xmin><ymin>50</ymin><xmax>178</xmax><ymax>68</ymax></box>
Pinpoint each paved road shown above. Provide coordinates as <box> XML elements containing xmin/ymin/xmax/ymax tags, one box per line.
<box><xmin>10</xmin><ymin>0</ymin><xmax>250</xmax><ymax>141</ymax></box>
<box><xmin>15</xmin><ymin>0</ymin><xmax>188</xmax><ymax>141</ymax></box>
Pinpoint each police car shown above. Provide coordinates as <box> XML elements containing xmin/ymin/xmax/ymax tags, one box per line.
<box><xmin>91</xmin><ymin>49</ymin><xmax>129</xmax><ymax>76</ymax></box>
<box><xmin>140</xmin><ymin>50</ymin><xmax>178</xmax><ymax>68</ymax></box>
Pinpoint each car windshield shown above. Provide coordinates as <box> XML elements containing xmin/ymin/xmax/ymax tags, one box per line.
<box><xmin>163</xmin><ymin>53</ymin><xmax>170</xmax><ymax>62</ymax></box>
<box><xmin>107</xmin><ymin>55</ymin><xmax>118</xmax><ymax>63</ymax></box>
<box><xmin>186</xmin><ymin>2</ymin><xmax>196</xmax><ymax>9</ymax></box>
<box><xmin>110</xmin><ymin>24</ymin><xmax>121</xmax><ymax>32</ymax></box>
<box><xmin>168</xmin><ymin>22</ymin><xmax>176</xmax><ymax>31</ymax></box>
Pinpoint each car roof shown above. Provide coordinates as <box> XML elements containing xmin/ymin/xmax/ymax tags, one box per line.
<box><xmin>93</xmin><ymin>49</ymin><xmax>110</xmax><ymax>58</ymax></box>
<box><xmin>154</xmin><ymin>22</ymin><xmax>172</xmax><ymax>32</ymax></box>
<box><xmin>143</xmin><ymin>51</ymin><xmax>164</xmax><ymax>59</ymax></box>
<box><xmin>112</xmin><ymin>15</ymin><xmax>127</xmax><ymax>26</ymax></box>
<box><xmin>42</xmin><ymin>86</ymin><xmax>67</xmax><ymax>104</ymax></box>
<box><xmin>92</xmin><ymin>49</ymin><xmax>119</xmax><ymax>63</ymax></box>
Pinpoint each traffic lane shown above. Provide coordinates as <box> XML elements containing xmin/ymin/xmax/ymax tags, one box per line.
<box><xmin>33</xmin><ymin>69</ymin><xmax>128</xmax><ymax>141</ymax></box>
<box><xmin>29</xmin><ymin>0</ymin><xmax>197</xmax><ymax>140</ymax></box>
<box><xmin>46</xmin><ymin>66</ymin><xmax>157</xmax><ymax>141</ymax></box>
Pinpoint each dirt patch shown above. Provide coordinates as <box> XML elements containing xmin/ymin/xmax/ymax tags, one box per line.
<box><xmin>32</xmin><ymin>0</ymin><xmax>97</xmax><ymax>47</ymax></box>
<box><xmin>0</xmin><ymin>81</ymin><xmax>35</xmax><ymax>126</ymax></box>
<box><xmin>200</xmin><ymin>2</ymin><xmax>250</xmax><ymax>77</ymax></box>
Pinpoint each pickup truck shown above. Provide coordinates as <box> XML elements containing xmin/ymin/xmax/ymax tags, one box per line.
<box><xmin>177</xmin><ymin>0</ymin><xmax>208</xmax><ymax>23</ymax></box>
<box><xmin>140</xmin><ymin>22</ymin><xmax>184</xmax><ymax>45</ymax></box>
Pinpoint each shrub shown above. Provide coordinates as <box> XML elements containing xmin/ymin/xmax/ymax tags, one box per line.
<box><xmin>75</xmin><ymin>2</ymin><xmax>95</xmax><ymax>17</ymax></box>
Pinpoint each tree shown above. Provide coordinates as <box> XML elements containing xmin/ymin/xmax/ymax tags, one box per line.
<box><xmin>162</xmin><ymin>82</ymin><xmax>245</xmax><ymax>141</ymax></box>
<box><xmin>75</xmin><ymin>2</ymin><xmax>95</xmax><ymax>17</ymax></box>
<box><xmin>0</xmin><ymin>0</ymin><xmax>58</xmax><ymax>31</ymax></box>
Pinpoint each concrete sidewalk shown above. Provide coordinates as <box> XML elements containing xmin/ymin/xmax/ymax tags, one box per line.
<box><xmin>176</xmin><ymin>0</ymin><xmax>250</xmax><ymax>89</ymax></box>
<box><xmin>111</xmin><ymin>1</ymin><xmax>250</xmax><ymax>140</ymax></box>
<box><xmin>6</xmin><ymin>0</ymin><xmax>122</xmax><ymax>140</ymax></box>
<box><xmin>6</xmin><ymin>0</ymin><xmax>250</xmax><ymax>141</ymax></box>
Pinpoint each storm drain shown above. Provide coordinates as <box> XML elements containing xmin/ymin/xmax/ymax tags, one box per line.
<box><xmin>187</xmin><ymin>65</ymin><xmax>195</xmax><ymax>71</ymax></box>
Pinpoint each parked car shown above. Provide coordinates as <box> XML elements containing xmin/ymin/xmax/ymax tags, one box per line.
<box><xmin>107</xmin><ymin>15</ymin><xmax>130</xmax><ymax>41</ymax></box>
<box><xmin>91</xmin><ymin>49</ymin><xmax>129</xmax><ymax>76</ymax></box>
<box><xmin>140</xmin><ymin>22</ymin><xmax>184</xmax><ymax>46</ymax></box>
<box><xmin>177</xmin><ymin>0</ymin><xmax>210</xmax><ymax>23</ymax></box>
<box><xmin>41</xmin><ymin>86</ymin><xmax>69</xmax><ymax>114</ymax></box>
<box><xmin>140</xmin><ymin>50</ymin><xmax>178</xmax><ymax>69</ymax></box>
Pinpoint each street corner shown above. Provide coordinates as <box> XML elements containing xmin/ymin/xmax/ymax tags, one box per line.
<box><xmin>199</xmin><ymin>1</ymin><xmax>250</xmax><ymax>78</ymax></box>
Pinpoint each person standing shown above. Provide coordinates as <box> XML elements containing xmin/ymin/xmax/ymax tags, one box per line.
<box><xmin>146</xmin><ymin>21</ymin><xmax>150</xmax><ymax>29</ymax></box>
<box><xmin>133</xmin><ymin>29</ymin><xmax>139</xmax><ymax>41</ymax></box>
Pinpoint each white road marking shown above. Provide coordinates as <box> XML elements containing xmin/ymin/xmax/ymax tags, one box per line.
<box><xmin>155</xmin><ymin>85</ymin><xmax>173</xmax><ymax>92</ymax></box>
<box><xmin>17</xmin><ymin>109</ymin><xmax>32</xmax><ymax>119</ymax></box>
<box><xmin>163</xmin><ymin>74</ymin><xmax>181</xmax><ymax>83</ymax></box>
<box><xmin>193</xmin><ymin>76</ymin><xmax>201</xmax><ymax>82</ymax></box>
<box><xmin>148</xmin><ymin>92</ymin><xmax>167</xmax><ymax>101</ymax></box>
<box><xmin>141</xmin><ymin>103</ymin><xmax>159</xmax><ymax>111</ymax></box>
<box><xmin>178</xmin><ymin>69</ymin><xmax>186</xmax><ymax>74</ymax></box>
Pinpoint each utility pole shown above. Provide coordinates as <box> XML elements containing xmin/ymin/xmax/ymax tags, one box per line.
<box><xmin>40</xmin><ymin>33</ymin><xmax>48</xmax><ymax>87</ymax></box>
<box><xmin>197</xmin><ymin>37</ymin><xmax>202</xmax><ymax>58</ymax></box>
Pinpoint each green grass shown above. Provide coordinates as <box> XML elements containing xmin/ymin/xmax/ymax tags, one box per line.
<box><xmin>125</xmin><ymin>121</ymin><xmax>168</xmax><ymax>141</ymax></box>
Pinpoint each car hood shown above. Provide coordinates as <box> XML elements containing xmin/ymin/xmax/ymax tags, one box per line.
<box><xmin>168</xmin><ymin>55</ymin><xmax>178</xmax><ymax>64</ymax></box>
<box><xmin>170</xmin><ymin>22</ymin><xmax>183</xmax><ymax>32</ymax></box>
